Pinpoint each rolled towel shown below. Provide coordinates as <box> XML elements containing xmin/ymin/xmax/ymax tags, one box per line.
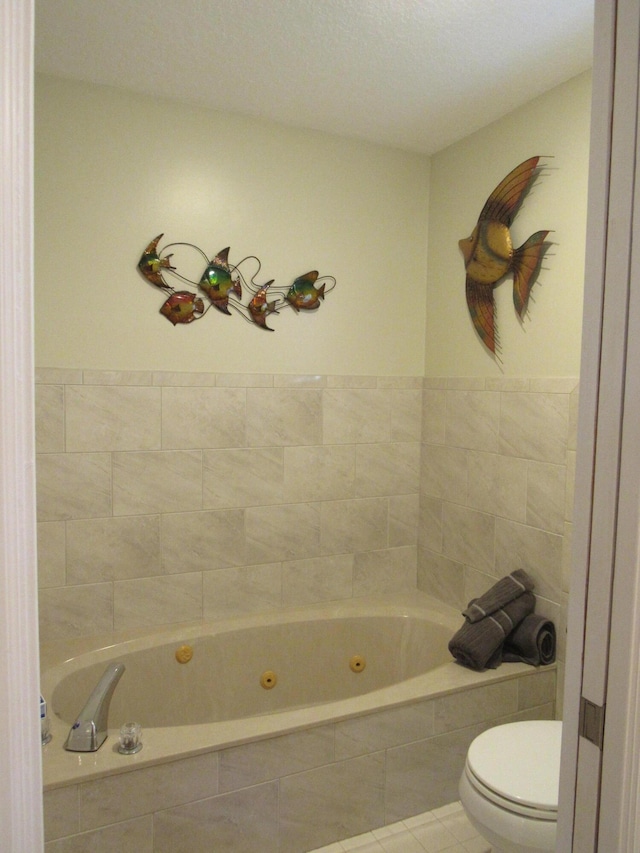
<box><xmin>448</xmin><ymin>591</ymin><xmax>536</xmax><ymax>671</ymax></box>
<box><xmin>462</xmin><ymin>569</ymin><xmax>535</xmax><ymax>623</ymax></box>
<box><xmin>503</xmin><ymin>614</ymin><xmax>556</xmax><ymax>666</ymax></box>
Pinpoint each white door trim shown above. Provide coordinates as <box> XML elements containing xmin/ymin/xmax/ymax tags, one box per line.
<box><xmin>0</xmin><ymin>0</ymin><xmax>43</xmax><ymax>849</ymax></box>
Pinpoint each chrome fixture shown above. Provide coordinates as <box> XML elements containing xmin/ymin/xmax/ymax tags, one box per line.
<box><xmin>64</xmin><ymin>662</ymin><xmax>125</xmax><ymax>752</ymax></box>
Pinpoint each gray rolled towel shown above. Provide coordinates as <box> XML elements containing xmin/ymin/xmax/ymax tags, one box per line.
<box><xmin>448</xmin><ymin>591</ymin><xmax>536</xmax><ymax>671</ymax></box>
<box><xmin>503</xmin><ymin>614</ymin><xmax>556</xmax><ymax>666</ymax></box>
<box><xmin>462</xmin><ymin>569</ymin><xmax>535</xmax><ymax>623</ymax></box>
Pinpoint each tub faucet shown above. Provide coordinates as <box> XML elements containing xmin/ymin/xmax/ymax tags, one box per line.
<box><xmin>64</xmin><ymin>662</ymin><xmax>126</xmax><ymax>752</ymax></box>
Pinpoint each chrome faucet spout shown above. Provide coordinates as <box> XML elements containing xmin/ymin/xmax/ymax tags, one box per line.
<box><xmin>64</xmin><ymin>662</ymin><xmax>125</xmax><ymax>752</ymax></box>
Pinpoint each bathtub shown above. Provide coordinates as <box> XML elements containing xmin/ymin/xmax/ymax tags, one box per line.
<box><xmin>41</xmin><ymin>592</ymin><xmax>557</xmax><ymax>851</ymax></box>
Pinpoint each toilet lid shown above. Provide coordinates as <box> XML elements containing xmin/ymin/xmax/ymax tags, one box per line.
<box><xmin>466</xmin><ymin>721</ymin><xmax>562</xmax><ymax>812</ymax></box>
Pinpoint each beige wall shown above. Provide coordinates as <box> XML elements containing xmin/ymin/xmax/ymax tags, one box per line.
<box><xmin>35</xmin><ymin>75</ymin><xmax>430</xmax><ymax>375</ymax></box>
<box><xmin>425</xmin><ymin>71</ymin><xmax>591</xmax><ymax>377</ymax></box>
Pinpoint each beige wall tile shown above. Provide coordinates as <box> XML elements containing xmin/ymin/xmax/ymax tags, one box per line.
<box><xmin>66</xmin><ymin>515</ymin><xmax>160</xmax><ymax>583</ymax></box>
<box><xmin>284</xmin><ymin>444</ymin><xmax>355</xmax><ymax>502</ymax></box>
<box><xmin>161</xmin><ymin>387</ymin><xmax>246</xmax><ymax>448</ymax></box>
<box><xmin>215</xmin><ymin>372</ymin><xmax>273</xmax><ymax>387</ymax></box>
<box><xmin>421</xmin><ymin>388</ymin><xmax>446</xmax><ymax>444</ymax></box>
<box><xmin>246</xmin><ymin>502</ymin><xmax>321</xmax><ymax>563</ymax></box>
<box><xmin>445</xmin><ymin>390</ymin><xmax>500</xmax><ymax>452</ymax></box>
<box><xmin>78</xmin><ymin>752</ymin><xmax>218</xmax><ymax>830</ymax></box>
<box><xmin>65</xmin><ymin>385</ymin><xmax>161</xmax><ymax>451</ymax></box>
<box><xmin>499</xmin><ymin>391</ymin><xmax>570</xmax><ymax>463</ymax></box>
<box><xmin>378</xmin><ymin>376</ymin><xmax>422</xmax><ymax>389</ymax></box>
<box><xmin>152</xmin><ymin>371</ymin><xmax>218</xmax><ymax>386</ymax></box>
<box><xmin>281</xmin><ymin>555</ymin><xmax>353</xmax><ymax>606</ymax></box>
<box><xmin>517</xmin><ymin>669</ymin><xmax>557</xmax><ymax>710</ymax></box>
<box><xmin>247</xmin><ymin>388</ymin><xmax>322</xmax><ymax>446</ymax></box>
<box><xmin>113</xmin><ymin>572</ymin><xmax>202</xmax><ymax>630</ymax></box>
<box><xmin>218</xmin><ymin>727</ymin><xmax>334</xmax><ymax>792</ymax></box>
<box><xmin>45</xmin><ymin>816</ymin><xmax>153</xmax><ymax>852</ymax></box>
<box><xmin>420</xmin><ymin>444</ymin><xmax>468</xmax><ymax>503</ymax></box>
<box><xmin>37</xmin><ymin>453</ymin><xmax>112</xmax><ymax>521</ymax></box>
<box><xmin>391</xmin><ymin>389</ymin><xmax>422</xmax><ymax>441</ymax></box>
<box><xmin>320</xmin><ymin>498</ymin><xmax>388</xmax><ymax>555</ymax></box>
<box><xmin>81</xmin><ymin>370</ymin><xmax>154</xmax><ymax>385</ymax></box>
<box><xmin>160</xmin><ymin>509</ymin><xmax>245</xmax><ymax>573</ymax></box>
<box><xmin>334</xmin><ymin>700</ymin><xmax>435</xmax><ymax>759</ymax></box>
<box><xmin>36</xmin><ymin>368</ymin><xmax>82</xmax><ymax>384</ymax></box>
<box><xmin>37</xmin><ymin>522</ymin><xmax>66</xmax><ymax>587</ymax></box>
<box><xmin>326</xmin><ymin>375</ymin><xmax>377</xmax><ymax>388</ymax></box>
<box><xmin>433</xmin><ymin>681</ymin><xmax>518</xmax><ymax>733</ymax></box>
<box><xmin>154</xmin><ymin>783</ymin><xmax>278</xmax><ymax>853</ymax></box>
<box><xmin>274</xmin><ymin>374</ymin><xmax>327</xmax><ymax>387</ymax></box>
<box><xmin>356</xmin><ymin>442</ymin><xmax>420</xmax><ymax>497</ymax></box>
<box><xmin>36</xmin><ymin>384</ymin><xmax>64</xmax><ymax>452</ymax></box>
<box><xmin>389</xmin><ymin>493</ymin><xmax>420</xmax><ymax>547</ymax></box>
<box><xmin>353</xmin><ymin>547</ymin><xmax>416</xmax><ymax>596</ymax></box>
<box><xmin>203</xmin><ymin>446</ymin><xmax>284</xmax><ymax>508</ymax></box>
<box><xmin>43</xmin><ymin>785</ymin><xmax>79</xmax><ymax>842</ymax></box>
<box><xmin>495</xmin><ymin>518</ymin><xmax>563</xmax><ymax>602</ymax></box>
<box><xmin>203</xmin><ymin>563</ymin><xmax>282</xmax><ymax>617</ymax></box>
<box><xmin>526</xmin><ymin>461</ymin><xmax>566</xmax><ymax>534</ymax></box>
<box><xmin>417</xmin><ymin>549</ymin><xmax>465</xmax><ymax>609</ymax></box>
<box><xmin>565</xmin><ymin>449</ymin><xmax>576</xmax><ymax>521</ymax></box>
<box><xmin>418</xmin><ymin>495</ymin><xmax>443</xmax><ymax>552</ymax></box>
<box><xmin>279</xmin><ymin>753</ymin><xmax>385</xmax><ymax>852</ymax></box>
<box><xmin>112</xmin><ymin>450</ymin><xmax>202</xmax><ymax>515</ymax></box>
<box><xmin>442</xmin><ymin>503</ymin><xmax>495</xmax><ymax>575</ymax></box>
<box><xmin>385</xmin><ymin>724</ymin><xmax>486</xmax><ymax>821</ymax></box>
<box><xmin>467</xmin><ymin>451</ymin><xmax>527</xmax><ymax>522</ymax></box>
<box><xmin>323</xmin><ymin>389</ymin><xmax>391</xmax><ymax>444</ymax></box>
<box><xmin>39</xmin><ymin>583</ymin><xmax>113</xmax><ymax>639</ymax></box>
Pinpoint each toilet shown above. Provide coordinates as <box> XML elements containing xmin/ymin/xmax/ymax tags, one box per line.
<box><xmin>458</xmin><ymin>720</ymin><xmax>562</xmax><ymax>853</ymax></box>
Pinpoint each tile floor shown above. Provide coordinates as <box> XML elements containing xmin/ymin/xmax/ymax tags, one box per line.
<box><xmin>309</xmin><ymin>801</ymin><xmax>491</xmax><ymax>853</ymax></box>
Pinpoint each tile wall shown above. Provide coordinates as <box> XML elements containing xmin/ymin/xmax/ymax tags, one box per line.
<box><xmin>36</xmin><ymin>370</ymin><xmax>423</xmax><ymax>639</ymax></box>
<box><xmin>418</xmin><ymin>376</ymin><xmax>579</xmax><ymax>713</ymax></box>
<box><xmin>36</xmin><ymin>371</ymin><xmax>577</xmax><ymax>666</ymax></box>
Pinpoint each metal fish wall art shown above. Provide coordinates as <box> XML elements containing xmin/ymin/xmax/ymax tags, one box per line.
<box><xmin>459</xmin><ymin>156</ymin><xmax>551</xmax><ymax>354</ymax></box>
<box><xmin>137</xmin><ymin>234</ymin><xmax>336</xmax><ymax>331</ymax></box>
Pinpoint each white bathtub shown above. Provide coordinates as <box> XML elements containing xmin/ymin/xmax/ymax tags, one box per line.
<box><xmin>41</xmin><ymin>592</ymin><xmax>553</xmax><ymax>793</ymax></box>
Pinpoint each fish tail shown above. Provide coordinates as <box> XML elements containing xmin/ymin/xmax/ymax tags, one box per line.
<box><xmin>318</xmin><ymin>283</ymin><xmax>326</xmax><ymax>300</ymax></box>
<box><xmin>511</xmin><ymin>230</ymin><xmax>550</xmax><ymax>317</ymax></box>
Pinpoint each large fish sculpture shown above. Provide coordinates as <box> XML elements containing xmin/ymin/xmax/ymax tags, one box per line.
<box><xmin>459</xmin><ymin>156</ymin><xmax>550</xmax><ymax>354</ymax></box>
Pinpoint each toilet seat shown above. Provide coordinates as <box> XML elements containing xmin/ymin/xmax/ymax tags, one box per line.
<box><xmin>465</xmin><ymin>721</ymin><xmax>562</xmax><ymax>819</ymax></box>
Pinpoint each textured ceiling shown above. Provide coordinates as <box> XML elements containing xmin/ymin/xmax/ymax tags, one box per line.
<box><xmin>35</xmin><ymin>0</ymin><xmax>594</xmax><ymax>155</ymax></box>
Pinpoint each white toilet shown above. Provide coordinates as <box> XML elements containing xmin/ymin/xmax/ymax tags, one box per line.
<box><xmin>458</xmin><ymin>720</ymin><xmax>562</xmax><ymax>853</ymax></box>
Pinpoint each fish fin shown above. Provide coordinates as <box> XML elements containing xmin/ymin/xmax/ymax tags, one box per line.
<box><xmin>479</xmin><ymin>157</ymin><xmax>540</xmax><ymax>226</ymax></box>
<box><xmin>213</xmin><ymin>247</ymin><xmax>231</xmax><ymax>267</ymax></box>
<box><xmin>297</xmin><ymin>271</ymin><xmax>319</xmax><ymax>284</ymax></box>
<box><xmin>466</xmin><ymin>276</ymin><xmax>497</xmax><ymax>353</ymax></box>
<box><xmin>212</xmin><ymin>301</ymin><xmax>232</xmax><ymax>315</ymax></box>
<box><xmin>512</xmin><ymin>230</ymin><xmax>550</xmax><ymax>317</ymax></box>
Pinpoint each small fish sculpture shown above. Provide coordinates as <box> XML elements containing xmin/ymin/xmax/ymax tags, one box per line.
<box><xmin>137</xmin><ymin>234</ymin><xmax>176</xmax><ymax>289</ymax></box>
<box><xmin>160</xmin><ymin>291</ymin><xmax>205</xmax><ymax>325</ymax></box>
<box><xmin>286</xmin><ymin>271</ymin><xmax>325</xmax><ymax>311</ymax></box>
<box><xmin>248</xmin><ymin>280</ymin><xmax>279</xmax><ymax>331</ymax></box>
<box><xmin>199</xmin><ymin>247</ymin><xmax>242</xmax><ymax>314</ymax></box>
<box><xmin>459</xmin><ymin>156</ymin><xmax>550</xmax><ymax>354</ymax></box>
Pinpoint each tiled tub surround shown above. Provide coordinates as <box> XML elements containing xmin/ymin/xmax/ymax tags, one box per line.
<box><xmin>42</xmin><ymin>595</ymin><xmax>556</xmax><ymax>852</ymax></box>
<box><xmin>36</xmin><ymin>370</ymin><xmax>423</xmax><ymax>637</ymax></box>
<box><xmin>418</xmin><ymin>377</ymin><xmax>578</xmax><ymax>713</ymax></box>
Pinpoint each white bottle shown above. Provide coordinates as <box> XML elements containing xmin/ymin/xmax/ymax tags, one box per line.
<box><xmin>40</xmin><ymin>695</ymin><xmax>51</xmax><ymax>745</ymax></box>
